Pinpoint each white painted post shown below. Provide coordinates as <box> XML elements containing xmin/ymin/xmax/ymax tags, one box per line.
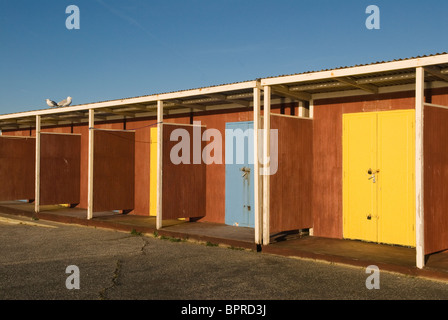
<box><xmin>309</xmin><ymin>99</ymin><xmax>314</xmax><ymax>119</ymax></box>
<box><xmin>34</xmin><ymin>115</ymin><xmax>41</xmax><ymax>214</ymax></box>
<box><xmin>87</xmin><ymin>109</ymin><xmax>94</xmax><ymax>220</ymax></box>
<box><xmin>263</xmin><ymin>86</ymin><xmax>271</xmax><ymax>245</ymax></box>
<box><xmin>309</xmin><ymin>99</ymin><xmax>314</xmax><ymax>237</ymax></box>
<box><xmin>298</xmin><ymin>101</ymin><xmax>304</xmax><ymax>117</ymax></box>
<box><xmin>415</xmin><ymin>67</ymin><xmax>425</xmax><ymax>269</ymax></box>
<box><xmin>156</xmin><ymin>100</ymin><xmax>163</xmax><ymax>230</ymax></box>
<box><xmin>253</xmin><ymin>86</ymin><xmax>262</xmax><ymax>245</ymax></box>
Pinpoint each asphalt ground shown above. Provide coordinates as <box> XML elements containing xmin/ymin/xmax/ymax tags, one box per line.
<box><xmin>1</xmin><ymin>213</ymin><xmax>448</xmax><ymax>316</ymax></box>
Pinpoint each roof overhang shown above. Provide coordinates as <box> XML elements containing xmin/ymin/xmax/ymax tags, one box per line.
<box><xmin>0</xmin><ymin>81</ymin><xmax>261</xmax><ymax>130</ymax></box>
<box><xmin>2</xmin><ymin>53</ymin><xmax>448</xmax><ymax>130</ymax></box>
<box><xmin>261</xmin><ymin>54</ymin><xmax>448</xmax><ymax>102</ymax></box>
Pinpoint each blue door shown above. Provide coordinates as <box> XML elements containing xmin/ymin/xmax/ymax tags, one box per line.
<box><xmin>225</xmin><ymin>121</ymin><xmax>255</xmax><ymax>228</ymax></box>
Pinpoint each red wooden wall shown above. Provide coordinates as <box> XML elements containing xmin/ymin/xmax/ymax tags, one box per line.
<box><xmin>423</xmin><ymin>105</ymin><xmax>448</xmax><ymax>254</ymax></box>
<box><xmin>0</xmin><ymin>136</ymin><xmax>35</xmax><ymax>201</ymax></box>
<box><xmin>194</xmin><ymin>109</ymin><xmax>253</xmax><ymax>223</ymax></box>
<box><xmin>312</xmin><ymin>91</ymin><xmax>416</xmax><ymax>239</ymax></box>
<box><xmin>126</xmin><ymin>120</ymin><xmax>155</xmax><ymax>216</ymax></box>
<box><xmin>93</xmin><ymin>129</ymin><xmax>135</xmax><ymax>212</ymax></box>
<box><xmin>162</xmin><ymin>123</ymin><xmax>206</xmax><ymax>220</ymax></box>
<box><xmin>40</xmin><ymin>133</ymin><xmax>81</xmax><ymax>206</ymax></box>
<box><xmin>270</xmin><ymin>114</ymin><xmax>313</xmax><ymax>234</ymax></box>
<box><xmin>0</xmin><ymin>104</ymin><xmax>287</xmax><ymax>222</ymax></box>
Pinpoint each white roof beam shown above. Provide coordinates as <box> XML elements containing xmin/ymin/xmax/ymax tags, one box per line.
<box><xmin>271</xmin><ymin>85</ymin><xmax>311</xmax><ymax>101</ymax></box>
<box><xmin>166</xmin><ymin>101</ymin><xmax>208</xmax><ymax>112</ymax></box>
<box><xmin>102</xmin><ymin>108</ymin><xmax>135</xmax><ymax>117</ymax></box>
<box><xmin>188</xmin><ymin>105</ymin><xmax>208</xmax><ymax>111</ymax></box>
<box><xmin>290</xmin><ymin>72</ymin><xmax>417</xmax><ymax>92</ymax></box>
<box><xmin>174</xmin><ymin>97</ymin><xmax>218</xmax><ymax>105</ymax></box>
<box><xmin>132</xmin><ymin>103</ymin><xmax>151</xmax><ymax>108</ymax></box>
<box><xmin>227</xmin><ymin>99</ymin><xmax>251</xmax><ymax>107</ymax></box>
<box><xmin>183</xmin><ymin>104</ymin><xmax>207</xmax><ymax>111</ymax></box>
<box><xmin>0</xmin><ymin>124</ymin><xmax>19</xmax><ymax>130</ymax></box>
<box><xmin>334</xmin><ymin>77</ymin><xmax>378</xmax><ymax>94</ymax></box>
<box><xmin>59</xmin><ymin>112</ymin><xmax>86</xmax><ymax>118</ymax></box>
<box><xmin>41</xmin><ymin>119</ymin><xmax>59</xmax><ymax>125</ymax></box>
<box><xmin>16</xmin><ymin>118</ymin><xmax>35</xmax><ymax>124</ymax></box>
<box><xmin>0</xmin><ymin>119</ymin><xmax>18</xmax><ymax>124</ymax></box>
<box><xmin>205</xmin><ymin>94</ymin><xmax>251</xmax><ymax>107</ymax></box>
<box><xmin>42</xmin><ymin>115</ymin><xmax>61</xmax><ymax>120</ymax></box>
<box><xmin>424</xmin><ymin>66</ymin><xmax>448</xmax><ymax>82</ymax></box>
<box><xmin>205</xmin><ymin>94</ymin><xmax>226</xmax><ymax>100</ymax></box>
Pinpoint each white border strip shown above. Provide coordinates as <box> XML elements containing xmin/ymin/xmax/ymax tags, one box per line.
<box><xmin>424</xmin><ymin>102</ymin><xmax>448</xmax><ymax>110</ymax></box>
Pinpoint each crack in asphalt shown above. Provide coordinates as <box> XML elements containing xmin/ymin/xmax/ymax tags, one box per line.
<box><xmin>140</xmin><ymin>237</ymin><xmax>150</xmax><ymax>255</ymax></box>
<box><xmin>97</xmin><ymin>238</ymin><xmax>148</xmax><ymax>300</ymax></box>
<box><xmin>98</xmin><ymin>259</ymin><xmax>122</xmax><ymax>300</ymax></box>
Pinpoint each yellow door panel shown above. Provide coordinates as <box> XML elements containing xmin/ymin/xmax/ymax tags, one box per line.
<box><xmin>343</xmin><ymin>113</ymin><xmax>378</xmax><ymax>242</ymax></box>
<box><xmin>150</xmin><ymin>127</ymin><xmax>157</xmax><ymax>217</ymax></box>
<box><xmin>343</xmin><ymin>110</ymin><xmax>415</xmax><ymax>247</ymax></box>
<box><xmin>377</xmin><ymin>110</ymin><xmax>415</xmax><ymax>247</ymax></box>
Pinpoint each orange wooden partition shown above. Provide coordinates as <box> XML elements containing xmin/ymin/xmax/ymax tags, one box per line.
<box><xmin>93</xmin><ymin>129</ymin><xmax>135</xmax><ymax>212</ymax></box>
<box><xmin>40</xmin><ymin>133</ymin><xmax>81</xmax><ymax>206</ymax></box>
<box><xmin>270</xmin><ymin>114</ymin><xmax>313</xmax><ymax>234</ymax></box>
<box><xmin>162</xmin><ymin>124</ymin><xmax>206</xmax><ymax>220</ymax></box>
<box><xmin>424</xmin><ymin>106</ymin><xmax>448</xmax><ymax>254</ymax></box>
<box><xmin>0</xmin><ymin>136</ymin><xmax>35</xmax><ymax>201</ymax></box>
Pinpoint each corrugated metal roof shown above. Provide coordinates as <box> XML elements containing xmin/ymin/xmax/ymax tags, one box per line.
<box><xmin>262</xmin><ymin>52</ymin><xmax>448</xmax><ymax>80</ymax></box>
<box><xmin>1</xmin><ymin>52</ymin><xmax>448</xmax><ymax>121</ymax></box>
<box><xmin>79</xmin><ymin>52</ymin><xmax>448</xmax><ymax>106</ymax></box>
<box><xmin>78</xmin><ymin>80</ymin><xmax>257</xmax><ymax>106</ymax></box>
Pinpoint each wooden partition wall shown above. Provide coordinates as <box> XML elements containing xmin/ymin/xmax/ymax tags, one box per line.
<box><xmin>269</xmin><ymin>114</ymin><xmax>313</xmax><ymax>234</ymax></box>
<box><xmin>424</xmin><ymin>106</ymin><xmax>448</xmax><ymax>255</ymax></box>
<box><xmin>312</xmin><ymin>92</ymin><xmax>416</xmax><ymax>239</ymax></box>
<box><xmin>93</xmin><ymin>129</ymin><xmax>135</xmax><ymax>212</ymax></box>
<box><xmin>162</xmin><ymin>123</ymin><xmax>206</xmax><ymax>220</ymax></box>
<box><xmin>0</xmin><ymin>136</ymin><xmax>35</xmax><ymax>201</ymax></box>
<box><xmin>40</xmin><ymin>133</ymin><xmax>81</xmax><ymax>206</ymax></box>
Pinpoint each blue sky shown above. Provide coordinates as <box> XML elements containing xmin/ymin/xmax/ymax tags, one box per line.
<box><xmin>0</xmin><ymin>0</ymin><xmax>447</xmax><ymax>114</ymax></box>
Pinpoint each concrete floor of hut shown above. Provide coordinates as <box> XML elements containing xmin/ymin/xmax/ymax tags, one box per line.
<box><xmin>0</xmin><ymin>201</ymin><xmax>257</xmax><ymax>250</ymax></box>
<box><xmin>1</xmin><ymin>200</ymin><xmax>448</xmax><ymax>280</ymax></box>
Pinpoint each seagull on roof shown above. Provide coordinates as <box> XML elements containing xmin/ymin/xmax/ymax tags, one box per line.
<box><xmin>57</xmin><ymin>96</ymin><xmax>72</xmax><ymax>107</ymax></box>
<box><xmin>46</xmin><ymin>99</ymin><xmax>58</xmax><ymax>108</ymax></box>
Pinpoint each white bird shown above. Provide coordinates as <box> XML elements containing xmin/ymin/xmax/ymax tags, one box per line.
<box><xmin>46</xmin><ymin>99</ymin><xmax>58</xmax><ymax>108</ymax></box>
<box><xmin>57</xmin><ymin>96</ymin><xmax>72</xmax><ymax>107</ymax></box>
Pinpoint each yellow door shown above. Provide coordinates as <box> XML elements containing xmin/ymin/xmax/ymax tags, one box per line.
<box><xmin>377</xmin><ymin>110</ymin><xmax>415</xmax><ymax>246</ymax></box>
<box><xmin>343</xmin><ymin>110</ymin><xmax>415</xmax><ymax>247</ymax></box>
<box><xmin>149</xmin><ymin>127</ymin><xmax>157</xmax><ymax>216</ymax></box>
<box><xmin>343</xmin><ymin>113</ymin><xmax>378</xmax><ymax>242</ymax></box>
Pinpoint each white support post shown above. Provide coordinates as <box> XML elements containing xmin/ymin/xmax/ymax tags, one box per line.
<box><xmin>263</xmin><ymin>86</ymin><xmax>271</xmax><ymax>245</ymax></box>
<box><xmin>253</xmin><ymin>86</ymin><xmax>262</xmax><ymax>245</ymax></box>
<box><xmin>298</xmin><ymin>101</ymin><xmax>304</xmax><ymax>117</ymax></box>
<box><xmin>309</xmin><ymin>99</ymin><xmax>314</xmax><ymax>119</ymax></box>
<box><xmin>34</xmin><ymin>115</ymin><xmax>41</xmax><ymax>214</ymax></box>
<box><xmin>309</xmin><ymin>99</ymin><xmax>314</xmax><ymax>236</ymax></box>
<box><xmin>415</xmin><ymin>67</ymin><xmax>425</xmax><ymax>269</ymax></box>
<box><xmin>156</xmin><ymin>100</ymin><xmax>163</xmax><ymax>230</ymax></box>
<box><xmin>87</xmin><ymin>109</ymin><xmax>94</xmax><ymax>220</ymax></box>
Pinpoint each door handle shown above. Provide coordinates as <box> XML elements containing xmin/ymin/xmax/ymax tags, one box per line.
<box><xmin>367</xmin><ymin>169</ymin><xmax>380</xmax><ymax>183</ymax></box>
<box><xmin>240</xmin><ymin>167</ymin><xmax>250</xmax><ymax>178</ymax></box>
